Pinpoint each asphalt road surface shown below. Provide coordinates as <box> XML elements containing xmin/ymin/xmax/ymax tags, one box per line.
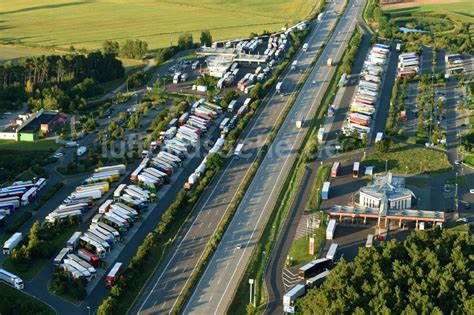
<box><xmin>183</xmin><ymin>0</ymin><xmax>364</xmax><ymax>314</ymax></box>
<box><xmin>263</xmin><ymin>8</ymin><xmax>370</xmax><ymax>313</ymax></box>
<box><xmin>133</xmin><ymin>2</ymin><xmax>345</xmax><ymax>314</ymax></box>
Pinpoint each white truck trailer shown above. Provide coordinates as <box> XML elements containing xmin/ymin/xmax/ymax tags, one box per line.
<box><xmin>283</xmin><ymin>283</ymin><xmax>306</xmax><ymax>307</ymax></box>
<box><xmin>0</xmin><ymin>269</ymin><xmax>24</xmax><ymax>289</ymax></box>
<box><xmin>3</xmin><ymin>232</ymin><xmax>22</xmax><ymax>255</ymax></box>
<box><xmin>326</xmin><ymin>219</ymin><xmax>336</xmax><ymax>240</ymax></box>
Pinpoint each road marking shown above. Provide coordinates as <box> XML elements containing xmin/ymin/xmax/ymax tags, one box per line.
<box><xmin>217</xmin><ymin>277</ymin><xmax>221</xmax><ymax>285</ymax></box>
<box><xmin>211</xmin><ymin>4</ymin><xmax>359</xmax><ymax>315</ymax></box>
<box><xmin>207</xmin><ymin>221</ymin><xmax>212</xmax><ymax>229</ymax></box>
<box><xmin>160</xmin><ymin>301</ymin><xmax>167</xmax><ymax>310</ymax></box>
<box><xmin>172</xmin><ymin>283</ymin><xmax>178</xmax><ymax>291</ymax></box>
<box><xmin>180</xmin><ymin>5</ymin><xmax>344</xmax><ymax>315</ymax></box>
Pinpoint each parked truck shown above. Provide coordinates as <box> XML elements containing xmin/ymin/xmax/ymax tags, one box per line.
<box><xmin>67</xmin><ymin>232</ymin><xmax>82</xmax><ymax>250</ymax></box>
<box><xmin>317</xmin><ymin>127</ymin><xmax>326</xmax><ymax>143</ymax></box>
<box><xmin>0</xmin><ymin>268</ymin><xmax>24</xmax><ymax>290</ymax></box>
<box><xmin>298</xmin><ymin>258</ymin><xmax>331</xmax><ymax>279</ymax></box>
<box><xmin>306</xmin><ymin>270</ymin><xmax>330</xmax><ymax>288</ymax></box>
<box><xmin>326</xmin><ymin>219</ymin><xmax>336</xmax><ymax>240</ymax></box>
<box><xmin>105</xmin><ymin>262</ymin><xmax>123</xmax><ymax>287</ymax></box>
<box><xmin>283</xmin><ymin>284</ymin><xmax>306</xmax><ymax>307</ymax></box>
<box><xmin>326</xmin><ymin>243</ymin><xmax>338</xmax><ymax>260</ymax></box>
<box><xmin>77</xmin><ymin>146</ymin><xmax>87</xmax><ymax>156</ymax></box>
<box><xmin>321</xmin><ymin>181</ymin><xmax>330</xmax><ymax>200</ymax></box>
<box><xmin>3</xmin><ymin>232</ymin><xmax>22</xmax><ymax>255</ymax></box>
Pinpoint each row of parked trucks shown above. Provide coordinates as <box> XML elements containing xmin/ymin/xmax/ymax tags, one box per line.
<box><xmin>397</xmin><ymin>51</ymin><xmax>421</xmax><ymax>78</ymax></box>
<box><xmin>53</xmin><ymin>182</ymin><xmax>152</xmax><ymax>285</ymax></box>
<box><xmin>236</xmin><ymin>66</ymin><xmax>272</xmax><ymax>93</ymax></box>
<box><xmin>283</xmin><ymin>243</ymin><xmax>338</xmax><ymax>310</ymax></box>
<box><xmin>344</xmin><ymin>43</ymin><xmax>389</xmax><ymax>138</ymax></box>
<box><xmin>0</xmin><ymin>178</ymin><xmax>46</xmax><ymax>223</ymax></box>
<box><xmin>45</xmin><ymin>165</ymin><xmax>126</xmax><ymax>224</ymax></box>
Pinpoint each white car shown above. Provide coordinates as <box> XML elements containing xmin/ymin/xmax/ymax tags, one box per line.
<box><xmin>454</xmin><ymin>160</ymin><xmax>461</xmax><ymax>165</ymax></box>
<box><xmin>53</xmin><ymin>152</ymin><xmax>64</xmax><ymax>159</ymax></box>
<box><xmin>470</xmin><ymin>189</ymin><xmax>474</xmax><ymax>194</ymax></box>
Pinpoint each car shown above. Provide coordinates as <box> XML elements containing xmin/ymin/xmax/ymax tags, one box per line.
<box><xmin>236</xmin><ymin>244</ymin><xmax>242</xmax><ymax>249</ymax></box>
<box><xmin>375</xmin><ymin>235</ymin><xmax>385</xmax><ymax>241</ymax></box>
<box><xmin>454</xmin><ymin>160</ymin><xmax>461</xmax><ymax>165</ymax></box>
<box><xmin>444</xmin><ymin>185</ymin><xmax>451</xmax><ymax>193</ymax></box>
<box><xmin>470</xmin><ymin>189</ymin><xmax>474</xmax><ymax>194</ymax></box>
<box><xmin>456</xmin><ymin>218</ymin><xmax>467</xmax><ymax>223</ymax></box>
<box><xmin>312</xmin><ymin>80</ymin><xmax>316</xmax><ymax>84</ymax></box>
<box><xmin>53</xmin><ymin>152</ymin><xmax>64</xmax><ymax>159</ymax></box>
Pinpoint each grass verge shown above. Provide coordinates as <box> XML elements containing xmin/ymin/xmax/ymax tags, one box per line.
<box><xmin>0</xmin><ymin>283</ymin><xmax>55</xmax><ymax>315</ymax></box>
<box><xmin>362</xmin><ymin>142</ymin><xmax>451</xmax><ymax>175</ymax></box>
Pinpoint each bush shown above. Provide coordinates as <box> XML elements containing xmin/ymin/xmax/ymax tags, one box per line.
<box><xmin>50</xmin><ymin>270</ymin><xmax>87</xmax><ymax>301</ymax></box>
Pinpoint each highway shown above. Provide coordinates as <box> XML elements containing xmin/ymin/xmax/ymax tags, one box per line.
<box><xmin>183</xmin><ymin>0</ymin><xmax>363</xmax><ymax>314</ymax></box>
<box><xmin>263</xmin><ymin>15</ymin><xmax>372</xmax><ymax>313</ymax></box>
<box><xmin>133</xmin><ymin>2</ymin><xmax>344</xmax><ymax>314</ymax></box>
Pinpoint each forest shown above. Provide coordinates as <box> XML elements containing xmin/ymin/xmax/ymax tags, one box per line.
<box><xmin>0</xmin><ymin>52</ymin><xmax>124</xmax><ymax>112</ymax></box>
<box><xmin>296</xmin><ymin>228</ymin><xmax>473</xmax><ymax>314</ymax></box>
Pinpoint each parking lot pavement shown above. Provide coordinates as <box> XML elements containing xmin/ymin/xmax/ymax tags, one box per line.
<box><xmin>320</xmin><ymin>164</ymin><xmax>368</xmax><ymax>211</ymax></box>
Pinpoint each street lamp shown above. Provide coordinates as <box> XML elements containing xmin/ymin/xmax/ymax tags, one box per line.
<box><xmin>248</xmin><ymin>279</ymin><xmax>255</xmax><ymax>307</ymax></box>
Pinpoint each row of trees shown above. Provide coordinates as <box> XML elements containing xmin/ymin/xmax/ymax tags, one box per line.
<box><xmin>98</xmin><ymin>26</ymin><xmax>313</xmax><ymax>314</ymax></box>
<box><xmin>102</xmin><ymin>39</ymin><xmax>148</xmax><ymax>59</ymax></box>
<box><xmin>97</xmin><ymin>153</ymin><xmax>223</xmax><ymax>314</ymax></box>
<box><xmin>155</xmin><ymin>30</ymin><xmax>212</xmax><ymax>65</ymax></box>
<box><xmin>296</xmin><ymin>228</ymin><xmax>473</xmax><ymax>314</ymax></box>
<box><xmin>0</xmin><ymin>52</ymin><xmax>124</xmax><ymax>112</ymax></box>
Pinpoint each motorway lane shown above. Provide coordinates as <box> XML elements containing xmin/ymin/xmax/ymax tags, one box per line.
<box><xmin>183</xmin><ymin>1</ymin><xmax>363</xmax><ymax>314</ymax></box>
<box><xmin>263</xmin><ymin>19</ymin><xmax>372</xmax><ymax>314</ymax></box>
<box><xmin>133</xmin><ymin>4</ymin><xmax>342</xmax><ymax>315</ymax></box>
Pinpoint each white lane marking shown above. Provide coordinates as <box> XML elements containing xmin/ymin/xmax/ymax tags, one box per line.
<box><xmin>213</xmin><ymin>3</ymin><xmax>359</xmax><ymax>315</ymax></box>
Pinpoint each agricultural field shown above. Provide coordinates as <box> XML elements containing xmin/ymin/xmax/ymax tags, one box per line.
<box><xmin>0</xmin><ymin>45</ymin><xmax>63</xmax><ymax>62</ymax></box>
<box><xmin>0</xmin><ymin>0</ymin><xmax>317</xmax><ymax>52</ymax></box>
<box><xmin>383</xmin><ymin>0</ymin><xmax>474</xmax><ymax>35</ymax></box>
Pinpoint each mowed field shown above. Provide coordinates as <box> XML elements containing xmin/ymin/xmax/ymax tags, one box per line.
<box><xmin>0</xmin><ymin>0</ymin><xmax>317</xmax><ymax>51</ymax></box>
<box><xmin>383</xmin><ymin>0</ymin><xmax>474</xmax><ymax>22</ymax></box>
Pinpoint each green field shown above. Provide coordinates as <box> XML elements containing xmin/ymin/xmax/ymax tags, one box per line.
<box><xmin>384</xmin><ymin>1</ymin><xmax>474</xmax><ymax>22</ymax></box>
<box><xmin>363</xmin><ymin>142</ymin><xmax>451</xmax><ymax>175</ymax></box>
<box><xmin>0</xmin><ymin>0</ymin><xmax>316</xmax><ymax>51</ymax></box>
<box><xmin>0</xmin><ymin>45</ymin><xmax>63</xmax><ymax>62</ymax></box>
<box><xmin>0</xmin><ymin>139</ymin><xmax>60</xmax><ymax>151</ymax></box>
<box><xmin>0</xmin><ymin>283</ymin><xmax>55</xmax><ymax>315</ymax></box>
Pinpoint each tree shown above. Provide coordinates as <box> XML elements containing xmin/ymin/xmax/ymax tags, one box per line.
<box><xmin>200</xmin><ymin>30</ymin><xmax>212</xmax><ymax>47</ymax></box>
<box><xmin>178</xmin><ymin>33</ymin><xmax>194</xmax><ymax>50</ymax></box>
<box><xmin>126</xmin><ymin>71</ymin><xmax>146</xmax><ymax>89</ymax></box>
<box><xmin>102</xmin><ymin>40</ymin><xmax>120</xmax><ymax>55</ymax></box>
<box><xmin>120</xmin><ymin>39</ymin><xmax>148</xmax><ymax>59</ymax></box>
<box><xmin>376</xmin><ymin>138</ymin><xmax>391</xmax><ymax>153</ymax></box>
<box><xmin>296</xmin><ymin>229</ymin><xmax>472</xmax><ymax>314</ymax></box>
